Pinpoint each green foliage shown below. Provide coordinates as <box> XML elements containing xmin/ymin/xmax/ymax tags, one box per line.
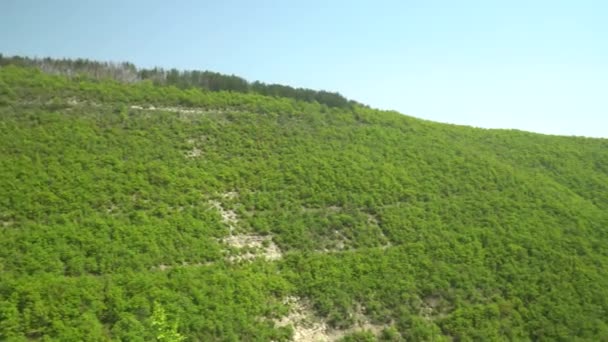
<box><xmin>151</xmin><ymin>301</ymin><xmax>185</xmax><ymax>342</ymax></box>
<box><xmin>0</xmin><ymin>55</ymin><xmax>355</xmax><ymax>109</ymax></box>
<box><xmin>339</xmin><ymin>330</ymin><xmax>376</xmax><ymax>341</ymax></box>
<box><xmin>0</xmin><ymin>62</ymin><xmax>607</xmax><ymax>340</ymax></box>
<box><xmin>0</xmin><ymin>78</ymin><xmax>16</xmax><ymax>105</ymax></box>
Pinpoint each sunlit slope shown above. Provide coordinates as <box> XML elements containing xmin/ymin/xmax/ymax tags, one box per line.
<box><xmin>1</xmin><ymin>65</ymin><xmax>607</xmax><ymax>341</ymax></box>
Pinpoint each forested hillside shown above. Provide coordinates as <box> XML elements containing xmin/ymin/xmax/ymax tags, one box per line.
<box><xmin>1</xmin><ymin>63</ymin><xmax>607</xmax><ymax>341</ymax></box>
<box><xmin>0</xmin><ymin>55</ymin><xmax>356</xmax><ymax>109</ymax></box>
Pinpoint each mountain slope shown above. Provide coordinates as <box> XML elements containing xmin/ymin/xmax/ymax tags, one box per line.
<box><xmin>1</xmin><ymin>64</ymin><xmax>607</xmax><ymax>341</ymax></box>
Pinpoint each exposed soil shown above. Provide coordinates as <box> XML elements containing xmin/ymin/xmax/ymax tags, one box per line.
<box><xmin>275</xmin><ymin>297</ymin><xmax>390</xmax><ymax>342</ymax></box>
<box><xmin>185</xmin><ymin>147</ymin><xmax>202</xmax><ymax>158</ymax></box>
<box><xmin>223</xmin><ymin>234</ymin><xmax>283</xmax><ymax>261</ymax></box>
<box><xmin>208</xmin><ymin>193</ymin><xmax>283</xmax><ymax>261</ymax></box>
<box><xmin>208</xmin><ymin>200</ymin><xmax>238</xmax><ymax>233</ymax></box>
<box><xmin>130</xmin><ymin>105</ymin><xmax>210</xmax><ymax>115</ymax></box>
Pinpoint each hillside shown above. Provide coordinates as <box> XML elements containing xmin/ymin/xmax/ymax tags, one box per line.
<box><xmin>1</xmin><ymin>63</ymin><xmax>608</xmax><ymax>341</ymax></box>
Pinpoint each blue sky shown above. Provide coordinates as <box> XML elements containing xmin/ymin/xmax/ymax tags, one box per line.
<box><xmin>2</xmin><ymin>0</ymin><xmax>607</xmax><ymax>137</ymax></box>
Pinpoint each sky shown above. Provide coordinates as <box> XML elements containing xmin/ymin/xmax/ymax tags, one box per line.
<box><xmin>1</xmin><ymin>0</ymin><xmax>607</xmax><ymax>138</ymax></box>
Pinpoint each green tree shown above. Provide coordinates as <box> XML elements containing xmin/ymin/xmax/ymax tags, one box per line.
<box><xmin>151</xmin><ymin>301</ymin><xmax>185</xmax><ymax>342</ymax></box>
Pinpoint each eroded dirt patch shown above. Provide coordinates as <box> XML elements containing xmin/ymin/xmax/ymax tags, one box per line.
<box><xmin>221</xmin><ymin>191</ymin><xmax>239</xmax><ymax>200</ymax></box>
<box><xmin>419</xmin><ymin>294</ymin><xmax>449</xmax><ymax>321</ymax></box>
<box><xmin>209</xmin><ymin>193</ymin><xmax>283</xmax><ymax>261</ymax></box>
<box><xmin>185</xmin><ymin>147</ymin><xmax>203</xmax><ymax>158</ymax></box>
<box><xmin>223</xmin><ymin>234</ymin><xmax>283</xmax><ymax>261</ymax></box>
<box><xmin>184</xmin><ymin>136</ymin><xmax>210</xmax><ymax>158</ymax></box>
<box><xmin>275</xmin><ymin>296</ymin><xmax>332</xmax><ymax>341</ymax></box>
<box><xmin>208</xmin><ymin>200</ymin><xmax>238</xmax><ymax>233</ymax></box>
<box><xmin>275</xmin><ymin>297</ymin><xmax>390</xmax><ymax>341</ymax></box>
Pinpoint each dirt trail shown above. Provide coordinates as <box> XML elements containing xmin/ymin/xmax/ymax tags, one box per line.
<box><xmin>129</xmin><ymin>105</ymin><xmax>212</xmax><ymax>115</ymax></box>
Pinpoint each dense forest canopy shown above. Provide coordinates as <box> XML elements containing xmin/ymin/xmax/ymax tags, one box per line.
<box><xmin>0</xmin><ymin>58</ymin><xmax>607</xmax><ymax>341</ymax></box>
<box><xmin>0</xmin><ymin>54</ymin><xmax>356</xmax><ymax>109</ymax></box>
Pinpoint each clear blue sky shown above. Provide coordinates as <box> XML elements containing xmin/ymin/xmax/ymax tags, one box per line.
<box><xmin>2</xmin><ymin>0</ymin><xmax>607</xmax><ymax>137</ymax></box>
